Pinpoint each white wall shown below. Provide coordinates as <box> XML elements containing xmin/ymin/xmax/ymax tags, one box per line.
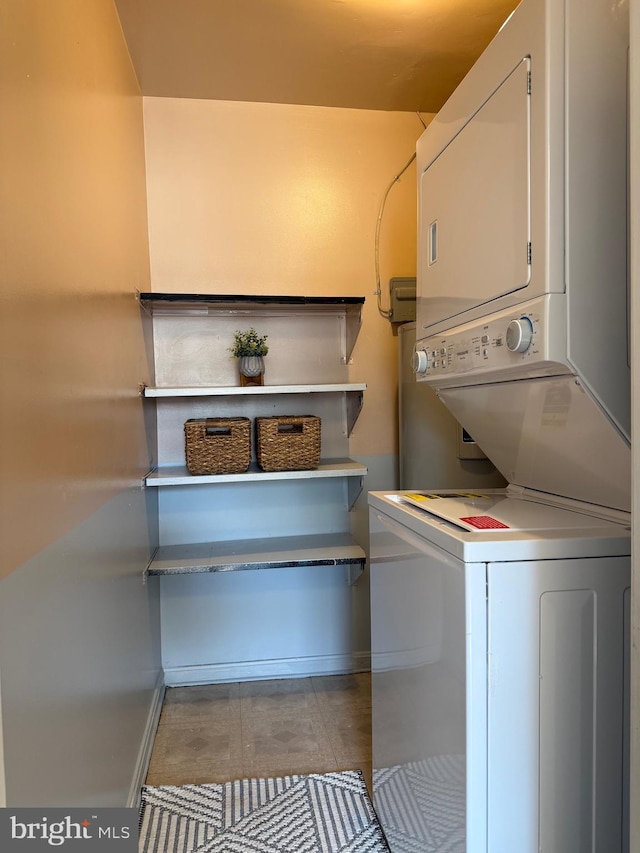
<box><xmin>0</xmin><ymin>488</ymin><xmax>162</xmax><ymax>806</ymax></box>
<box><xmin>0</xmin><ymin>0</ymin><xmax>162</xmax><ymax>806</ymax></box>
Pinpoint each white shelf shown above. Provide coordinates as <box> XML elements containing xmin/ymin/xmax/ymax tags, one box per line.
<box><xmin>145</xmin><ymin>458</ymin><xmax>367</xmax><ymax>487</ymax></box>
<box><xmin>147</xmin><ymin>532</ymin><xmax>366</xmax><ymax>585</ymax></box>
<box><xmin>144</xmin><ymin>383</ymin><xmax>366</xmax><ymax>434</ymax></box>
<box><xmin>143</xmin><ymin>383</ymin><xmax>366</xmax><ymax>397</ymax></box>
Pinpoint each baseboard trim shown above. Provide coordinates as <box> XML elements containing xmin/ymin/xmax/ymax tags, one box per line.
<box><xmin>127</xmin><ymin>673</ymin><xmax>165</xmax><ymax>808</ymax></box>
<box><xmin>163</xmin><ymin>652</ymin><xmax>371</xmax><ymax>687</ymax></box>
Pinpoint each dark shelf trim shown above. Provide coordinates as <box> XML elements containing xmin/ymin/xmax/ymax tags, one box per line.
<box><xmin>139</xmin><ymin>292</ymin><xmax>365</xmax><ymax>308</ymax></box>
<box><xmin>147</xmin><ymin>556</ymin><xmax>365</xmax><ymax>576</ymax></box>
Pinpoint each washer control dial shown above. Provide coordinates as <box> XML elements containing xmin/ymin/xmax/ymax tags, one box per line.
<box><xmin>412</xmin><ymin>348</ymin><xmax>429</xmax><ymax>375</ymax></box>
<box><xmin>506</xmin><ymin>316</ymin><xmax>534</xmax><ymax>353</ymax></box>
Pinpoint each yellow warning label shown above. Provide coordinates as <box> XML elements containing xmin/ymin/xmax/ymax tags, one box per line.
<box><xmin>404</xmin><ymin>493</ymin><xmax>439</xmax><ymax>501</ymax></box>
<box><xmin>405</xmin><ymin>492</ymin><xmax>488</xmax><ymax>501</ymax></box>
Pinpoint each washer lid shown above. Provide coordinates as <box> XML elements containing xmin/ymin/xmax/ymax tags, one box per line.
<box><xmin>400</xmin><ymin>490</ymin><xmax>619</xmax><ymax>534</ymax></box>
<box><xmin>368</xmin><ymin>490</ymin><xmax>631</xmax><ymax>563</ymax></box>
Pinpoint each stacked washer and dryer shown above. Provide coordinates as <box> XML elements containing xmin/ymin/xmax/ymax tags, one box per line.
<box><xmin>369</xmin><ymin>0</ymin><xmax>631</xmax><ymax>851</ymax></box>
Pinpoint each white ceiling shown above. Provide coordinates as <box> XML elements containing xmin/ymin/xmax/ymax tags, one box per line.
<box><xmin>114</xmin><ymin>0</ymin><xmax>520</xmax><ymax>112</ymax></box>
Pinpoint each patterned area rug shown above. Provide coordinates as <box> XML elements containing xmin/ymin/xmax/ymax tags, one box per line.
<box><xmin>372</xmin><ymin>756</ymin><xmax>465</xmax><ymax>853</ymax></box>
<box><xmin>139</xmin><ymin>770</ymin><xmax>389</xmax><ymax>853</ymax></box>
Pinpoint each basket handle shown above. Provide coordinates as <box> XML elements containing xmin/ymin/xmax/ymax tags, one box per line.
<box><xmin>205</xmin><ymin>423</ymin><xmax>231</xmax><ymax>436</ymax></box>
<box><xmin>277</xmin><ymin>423</ymin><xmax>304</xmax><ymax>434</ymax></box>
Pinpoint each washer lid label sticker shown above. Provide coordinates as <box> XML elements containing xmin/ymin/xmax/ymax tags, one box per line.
<box><xmin>459</xmin><ymin>515</ymin><xmax>510</xmax><ymax>530</ymax></box>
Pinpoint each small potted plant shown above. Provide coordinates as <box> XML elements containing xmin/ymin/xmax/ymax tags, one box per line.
<box><xmin>229</xmin><ymin>327</ymin><xmax>269</xmax><ymax>386</ymax></box>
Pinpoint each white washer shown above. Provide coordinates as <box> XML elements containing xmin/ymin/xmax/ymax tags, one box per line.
<box><xmin>369</xmin><ymin>488</ymin><xmax>630</xmax><ymax>853</ymax></box>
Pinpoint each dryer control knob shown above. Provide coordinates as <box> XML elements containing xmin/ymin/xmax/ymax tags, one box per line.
<box><xmin>506</xmin><ymin>317</ymin><xmax>534</xmax><ymax>353</ymax></box>
<box><xmin>412</xmin><ymin>348</ymin><xmax>429</xmax><ymax>375</ymax></box>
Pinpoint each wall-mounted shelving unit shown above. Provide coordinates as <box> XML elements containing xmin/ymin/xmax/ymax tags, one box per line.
<box><xmin>139</xmin><ymin>293</ymin><xmax>367</xmax><ymax>582</ymax></box>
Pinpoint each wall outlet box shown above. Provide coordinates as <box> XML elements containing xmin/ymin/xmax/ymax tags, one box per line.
<box><xmin>390</xmin><ymin>277</ymin><xmax>416</xmax><ymax>322</ymax></box>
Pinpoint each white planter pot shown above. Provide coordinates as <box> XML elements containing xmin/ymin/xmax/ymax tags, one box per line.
<box><xmin>239</xmin><ymin>356</ymin><xmax>265</xmax><ymax>377</ymax></box>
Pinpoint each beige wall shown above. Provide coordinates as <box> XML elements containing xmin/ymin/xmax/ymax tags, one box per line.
<box><xmin>143</xmin><ymin>98</ymin><xmax>430</xmax><ymax>457</ymax></box>
<box><xmin>0</xmin><ymin>0</ymin><xmax>152</xmax><ymax>578</ymax></box>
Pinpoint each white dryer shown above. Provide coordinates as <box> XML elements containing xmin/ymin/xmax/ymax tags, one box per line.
<box><xmin>412</xmin><ymin>0</ymin><xmax>630</xmax><ymax>510</ymax></box>
<box><xmin>414</xmin><ymin>0</ymin><xmax>630</xmax><ymax>449</ymax></box>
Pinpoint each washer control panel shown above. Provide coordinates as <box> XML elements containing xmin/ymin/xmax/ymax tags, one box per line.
<box><xmin>413</xmin><ymin>296</ymin><xmax>567</xmax><ymax>385</ymax></box>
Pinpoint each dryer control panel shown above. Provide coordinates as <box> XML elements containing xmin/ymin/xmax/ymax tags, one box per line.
<box><xmin>412</xmin><ymin>294</ymin><xmax>570</xmax><ymax>388</ymax></box>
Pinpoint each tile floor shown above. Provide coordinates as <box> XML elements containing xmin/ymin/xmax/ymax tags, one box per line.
<box><xmin>145</xmin><ymin>672</ymin><xmax>373</xmax><ymax>794</ymax></box>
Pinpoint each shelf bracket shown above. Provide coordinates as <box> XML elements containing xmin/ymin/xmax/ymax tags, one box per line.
<box><xmin>136</xmin><ymin>290</ymin><xmax>153</xmax><ymax>316</ymax></box>
<box><xmin>339</xmin><ymin>304</ymin><xmax>363</xmax><ymax>364</ymax></box>
<box><xmin>345</xmin><ymin>390</ymin><xmax>364</xmax><ymax>436</ymax></box>
<box><xmin>142</xmin><ymin>546</ymin><xmax>159</xmax><ymax>584</ymax></box>
<box><xmin>344</xmin><ymin>561</ymin><xmax>365</xmax><ymax>586</ymax></box>
<box><xmin>345</xmin><ymin>475</ymin><xmax>364</xmax><ymax>510</ymax></box>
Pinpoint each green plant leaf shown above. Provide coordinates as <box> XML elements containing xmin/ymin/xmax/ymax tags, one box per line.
<box><xmin>228</xmin><ymin>327</ymin><xmax>269</xmax><ymax>357</ymax></box>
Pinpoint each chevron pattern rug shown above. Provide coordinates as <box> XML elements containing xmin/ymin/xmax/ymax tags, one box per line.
<box><xmin>372</xmin><ymin>756</ymin><xmax>465</xmax><ymax>853</ymax></box>
<box><xmin>139</xmin><ymin>770</ymin><xmax>389</xmax><ymax>853</ymax></box>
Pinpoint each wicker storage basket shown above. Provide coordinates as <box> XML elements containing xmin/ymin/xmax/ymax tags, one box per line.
<box><xmin>184</xmin><ymin>417</ymin><xmax>251</xmax><ymax>475</ymax></box>
<box><xmin>256</xmin><ymin>415</ymin><xmax>321</xmax><ymax>472</ymax></box>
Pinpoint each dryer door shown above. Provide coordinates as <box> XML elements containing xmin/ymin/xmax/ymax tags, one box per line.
<box><xmin>417</xmin><ymin>58</ymin><xmax>531</xmax><ymax>335</ymax></box>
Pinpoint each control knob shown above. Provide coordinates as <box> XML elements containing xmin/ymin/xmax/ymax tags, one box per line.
<box><xmin>506</xmin><ymin>316</ymin><xmax>534</xmax><ymax>353</ymax></box>
<box><xmin>411</xmin><ymin>348</ymin><xmax>429</xmax><ymax>375</ymax></box>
